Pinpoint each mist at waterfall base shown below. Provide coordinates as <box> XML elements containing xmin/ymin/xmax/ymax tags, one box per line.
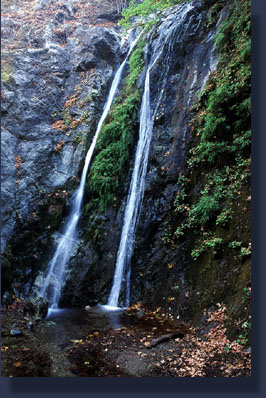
<box><xmin>39</xmin><ymin>33</ymin><xmax>142</xmax><ymax>311</ymax></box>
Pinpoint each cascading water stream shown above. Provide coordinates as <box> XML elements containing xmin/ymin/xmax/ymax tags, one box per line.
<box><xmin>107</xmin><ymin>69</ymin><xmax>152</xmax><ymax>309</ymax></box>
<box><xmin>40</xmin><ymin>33</ymin><xmax>142</xmax><ymax>309</ymax></box>
<box><xmin>106</xmin><ymin>2</ymin><xmax>193</xmax><ymax>309</ymax></box>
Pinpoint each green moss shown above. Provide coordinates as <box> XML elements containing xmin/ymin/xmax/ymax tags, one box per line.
<box><xmin>191</xmin><ymin>234</ymin><xmax>223</xmax><ymax>260</ymax></box>
<box><xmin>119</xmin><ymin>0</ymin><xmax>188</xmax><ymax>29</ymax></box>
<box><xmin>170</xmin><ymin>0</ymin><xmax>251</xmax><ymax>242</ymax></box>
<box><xmin>161</xmin><ymin>0</ymin><xmax>251</xmax><ymax>337</ymax></box>
<box><xmin>86</xmin><ymin>39</ymin><xmax>146</xmax><ymax>211</ymax></box>
<box><xmin>188</xmin><ymin>0</ymin><xmax>251</xmax><ymax>168</ymax></box>
<box><xmin>204</xmin><ymin>1</ymin><xmax>228</xmax><ymax>30</ymax></box>
<box><xmin>1</xmin><ymin>62</ymin><xmax>13</xmax><ymax>83</ymax></box>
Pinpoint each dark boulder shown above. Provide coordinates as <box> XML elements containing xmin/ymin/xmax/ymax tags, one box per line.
<box><xmin>23</xmin><ymin>298</ymin><xmax>48</xmax><ymax>320</ymax></box>
<box><xmin>76</xmin><ymin>53</ymin><xmax>97</xmax><ymax>72</ymax></box>
<box><xmin>97</xmin><ymin>12</ymin><xmax>120</xmax><ymax>23</ymax></box>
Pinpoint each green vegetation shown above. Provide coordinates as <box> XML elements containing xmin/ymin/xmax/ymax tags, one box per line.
<box><xmin>228</xmin><ymin>240</ymin><xmax>242</xmax><ymax>249</ymax></box>
<box><xmin>187</xmin><ymin>0</ymin><xmax>251</xmax><ymax>168</ymax></box>
<box><xmin>241</xmin><ymin>287</ymin><xmax>251</xmax><ymax>303</ymax></box>
<box><xmin>157</xmin><ymin>0</ymin><xmax>251</xmax><ymax>340</ymax></box>
<box><xmin>119</xmin><ymin>0</ymin><xmax>187</xmax><ymax>29</ymax></box>
<box><xmin>240</xmin><ymin>244</ymin><xmax>251</xmax><ymax>258</ymax></box>
<box><xmin>163</xmin><ymin>0</ymin><xmax>251</xmax><ymax>264</ymax></box>
<box><xmin>191</xmin><ymin>234</ymin><xmax>223</xmax><ymax>261</ymax></box>
<box><xmin>86</xmin><ymin>39</ymin><xmax>146</xmax><ymax>211</ymax></box>
<box><xmin>216</xmin><ymin>208</ymin><xmax>233</xmax><ymax>226</ymax></box>
<box><xmin>72</xmin><ymin>131</ymin><xmax>86</xmax><ymax>148</ymax></box>
<box><xmin>237</xmin><ymin>318</ymin><xmax>251</xmax><ymax>346</ymax></box>
<box><xmin>204</xmin><ymin>0</ymin><xmax>228</xmax><ymax>30</ymax></box>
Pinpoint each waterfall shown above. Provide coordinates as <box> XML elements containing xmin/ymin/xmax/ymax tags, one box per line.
<box><xmin>107</xmin><ymin>2</ymin><xmax>194</xmax><ymax>308</ymax></box>
<box><xmin>107</xmin><ymin>68</ymin><xmax>152</xmax><ymax>308</ymax></box>
<box><xmin>40</xmin><ymin>33</ymin><xmax>142</xmax><ymax>308</ymax></box>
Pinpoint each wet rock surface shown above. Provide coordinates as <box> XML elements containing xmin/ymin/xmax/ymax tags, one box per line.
<box><xmin>1</xmin><ymin>1</ymin><xmax>250</xmax><ymax>346</ymax></box>
<box><xmin>58</xmin><ymin>1</ymin><xmax>220</xmax><ymax>309</ymax></box>
<box><xmin>2</xmin><ymin>1</ymin><xmax>219</xmax><ymax>308</ymax></box>
<box><xmin>130</xmin><ymin>1</ymin><xmax>219</xmax><ymax>316</ymax></box>
<box><xmin>1</xmin><ymin>0</ymin><xmax>121</xmax><ymax>250</ymax></box>
<box><xmin>1</xmin><ymin>299</ymin><xmax>189</xmax><ymax>377</ymax></box>
<box><xmin>1</xmin><ymin>0</ymin><xmax>123</xmax><ymax>300</ymax></box>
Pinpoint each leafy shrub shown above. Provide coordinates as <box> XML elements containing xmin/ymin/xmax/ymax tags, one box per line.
<box><xmin>119</xmin><ymin>0</ymin><xmax>186</xmax><ymax>29</ymax></box>
<box><xmin>191</xmin><ymin>235</ymin><xmax>223</xmax><ymax>260</ymax></box>
<box><xmin>216</xmin><ymin>208</ymin><xmax>233</xmax><ymax>226</ymax></box>
<box><xmin>165</xmin><ymin>0</ymin><xmax>251</xmax><ymax>264</ymax></box>
<box><xmin>228</xmin><ymin>241</ymin><xmax>242</xmax><ymax>249</ymax></box>
<box><xmin>188</xmin><ymin>195</ymin><xmax>220</xmax><ymax>227</ymax></box>
<box><xmin>240</xmin><ymin>244</ymin><xmax>251</xmax><ymax>257</ymax></box>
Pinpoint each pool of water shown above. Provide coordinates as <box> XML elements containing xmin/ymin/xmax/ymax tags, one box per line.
<box><xmin>24</xmin><ymin>305</ymin><xmax>136</xmax><ymax>376</ymax></box>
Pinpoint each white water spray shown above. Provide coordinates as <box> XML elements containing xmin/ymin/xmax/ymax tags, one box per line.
<box><xmin>40</xmin><ymin>33</ymin><xmax>142</xmax><ymax>308</ymax></box>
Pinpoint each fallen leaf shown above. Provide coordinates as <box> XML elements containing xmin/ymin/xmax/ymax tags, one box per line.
<box><xmin>168</xmin><ymin>297</ymin><xmax>175</xmax><ymax>302</ymax></box>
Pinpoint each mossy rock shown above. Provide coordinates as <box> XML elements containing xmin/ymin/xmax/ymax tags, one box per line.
<box><xmin>1</xmin><ymin>62</ymin><xmax>13</xmax><ymax>84</ymax></box>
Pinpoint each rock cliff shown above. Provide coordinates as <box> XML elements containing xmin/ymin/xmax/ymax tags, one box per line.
<box><xmin>1</xmin><ymin>0</ymin><xmax>250</xmax><ymax>340</ymax></box>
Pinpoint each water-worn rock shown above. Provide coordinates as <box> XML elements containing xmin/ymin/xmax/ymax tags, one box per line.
<box><xmin>1</xmin><ymin>1</ymin><xmax>123</xmax><ymax>297</ymax></box>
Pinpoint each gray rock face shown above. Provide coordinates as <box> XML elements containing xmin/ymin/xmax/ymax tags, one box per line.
<box><xmin>129</xmin><ymin>3</ymin><xmax>228</xmax><ymax>318</ymax></box>
<box><xmin>1</xmin><ymin>128</ymin><xmax>18</xmax><ymax>249</ymax></box>
<box><xmin>59</xmin><ymin>1</ymin><xmax>223</xmax><ymax>308</ymax></box>
<box><xmin>1</xmin><ymin>0</ymin><xmax>226</xmax><ymax>312</ymax></box>
<box><xmin>130</xmin><ymin>2</ymin><xmax>220</xmax><ymax>312</ymax></box>
<box><xmin>1</xmin><ymin>2</ymin><xmax>122</xmax><ymax>253</ymax></box>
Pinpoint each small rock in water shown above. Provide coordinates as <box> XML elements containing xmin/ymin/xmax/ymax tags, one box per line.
<box><xmin>27</xmin><ymin>321</ymin><xmax>34</xmax><ymax>332</ymax></box>
<box><xmin>10</xmin><ymin>329</ymin><xmax>23</xmax><ymax>337</ymax></box>
<box><xmin>85</xmin><ymin>306</ymin><xmax>92</xmax><ymax>311</ymax></box>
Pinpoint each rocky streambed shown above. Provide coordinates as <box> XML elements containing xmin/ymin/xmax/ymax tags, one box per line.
<box><xmin>1</xmin><ymin>300</ymin><xmax>251</xmax><ymax>377</ymax></box>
